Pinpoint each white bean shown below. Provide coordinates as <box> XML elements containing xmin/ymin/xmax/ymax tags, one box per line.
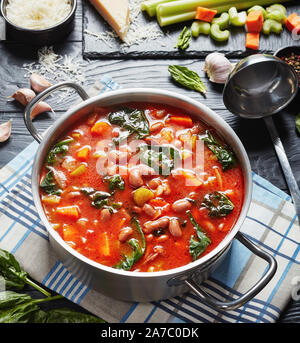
<box><xmin>172</xmin><ymin>199</ymin><xmax>192</xmax><ymax>213</ymax></box>
<box><xmin>143</xmin><ymin>217</ymin><xmax>169</xmax><ymax>233</ymax></box>
<box><xmin>119</xmin><ymin>227</ymin><xmax>134</xmax><ymax>243</ymax></box>
<box><xmin>169</xmin><ymin>218</ymin><xmax>182</xmax><ymax>238</ymax></box>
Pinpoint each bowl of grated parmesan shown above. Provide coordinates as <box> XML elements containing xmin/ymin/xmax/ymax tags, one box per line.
<box><xmin>0</xmin><ymin>0</ymin><xmax>77</xmax><ymax>45</ymax></box>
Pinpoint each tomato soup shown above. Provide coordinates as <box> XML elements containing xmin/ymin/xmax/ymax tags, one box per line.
<box><xmin>39</xmin><ymin>103</ymin><xmax>244</xmax><ymax>272</ymax></box>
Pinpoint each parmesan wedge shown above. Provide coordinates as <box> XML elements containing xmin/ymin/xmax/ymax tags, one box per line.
<box><xmin>89</xmin><ymin>0</ymin><xmax>130</xmax><ymax>41</ymax></box>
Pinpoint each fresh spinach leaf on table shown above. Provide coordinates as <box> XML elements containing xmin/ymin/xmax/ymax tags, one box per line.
<box><xmin>168</xmin><ymin>65</ymin><xmax>206</xmax><ymax>95</ymax></box>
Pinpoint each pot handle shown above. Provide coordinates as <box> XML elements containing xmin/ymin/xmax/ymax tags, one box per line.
<box><xmin>24</xmin><ymin>81</ymin><xmax>89</xmax><ymax>144</ymax></box>
<box><xmin>184</xmin><ymin>232</ymin><xmax>277</xmax><ymax>311</ymax></box>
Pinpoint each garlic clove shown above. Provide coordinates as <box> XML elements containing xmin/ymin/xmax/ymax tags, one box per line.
<box><xmin>30</xmin><ymin>73</ymin><xmax>52</xmax><ymax>93</ymax></box>
<box><xmin>0</xmin><ymin>119</ymin><xmax>12</xmax><ymax>143</ymax></box>
<box><xmin>11</xmin><ymin>88</ymin><xmax>36</xmax><ymax>106</ymax></box>
<box><xmin>204</xmin><ymin>52</ymin><xmax>233</xmax><ymax>84</ymax></box>
<box><xmin>31</xmin><ymin>101</ymin><xmax>53</xmax><ymax>120</ymax></box>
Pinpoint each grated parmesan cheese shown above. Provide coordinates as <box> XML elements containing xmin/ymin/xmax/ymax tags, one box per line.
<box><xmin>23</xmin><ymin>46</ymin><xmax>86</xmax><ymax>103</ymax></box>
<box><xmin>85</xmin><ymin>0</ymin><xmax>163</xmax><ymax>48</ymax></box>
<box><xmin>6</xmin><ymin>0</ymin><xmax>72</xmax><ymax>30</ymax></box>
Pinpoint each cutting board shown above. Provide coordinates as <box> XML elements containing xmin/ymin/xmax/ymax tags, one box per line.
<box><xmin>83</xmin><ymin>1</ymin><xmax>300</xmax><ymax>59</ymax></box>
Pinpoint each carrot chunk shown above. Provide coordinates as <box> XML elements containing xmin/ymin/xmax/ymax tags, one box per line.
<box><xmin>286</xmin><ymin>13</ymin><xmax>300</xmax><ymax>33</ymax></box>
<box><xmin>167</xmin><ymin>115</ymin><xmax>193</xmax><ymax>128</ymax></box>
<box><xmin>76</xmin><ymin>146</ymin><xmax>90</xmax><ymax>161</ymax></box>
<box><xmin>91</xmin><ymin>121</ymin><xmax>111</xmax><ymax>136</ymax></box>
<box><xmin>195</xmin><ymin>7</ymin><xmax>217</xmax><ymax>22</ymax></box>
<box><xmin>246</xmin><ymin>32</ymin><xmax>260</xmax><ymax>50</ymax></box>
<box><xmin>246</xmin><ymin>10</ymin><xmax>264</xmax><ymax>33</ymax></box>
<box><xmin>56</xmin><ymin>206</ymin><xmax>80</xmax><ymax>220</ymax></box>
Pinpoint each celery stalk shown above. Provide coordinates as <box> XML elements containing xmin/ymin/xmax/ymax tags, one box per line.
<box><xmin>141</xmin><ymin>0</ymin><xmax>179</xmax><ymax>17</ymax></box>
<box><xmin>157</xmin><ymin>0</ymin><xmax>291</xmax><ymax>27</ymax></box>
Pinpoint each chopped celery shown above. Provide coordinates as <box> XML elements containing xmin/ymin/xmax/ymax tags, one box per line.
<box><xmin>212</xmin><ymin>13</ymin><xmax>230</xmax><ymax>30</ymax></box>
<box><xmin>229</xmin><ymin>7</ymin><xmax>246</xmax><ymax>26</ymax></box>
<box><xmin>210</xmin><ymin>23</ymin><xmax>229</xmax><ymax>42</ymax></box>
<box><xmin>263</xmin><ymin>19</ymin><xmax>283</xmax><ymax>34</ymax></box>
<box><xmin>191</xmin><ymin>21</ymin><xmax>211</xmax><ymax>37</ymax></box>
<box><xmin>247</xmin><ymin>5</ymin><xmax>267</xmax><ymax>19</ymax></box>
<box><xmin>266</xmin><ymin>4</ymin><xmax>287</xmax><ymax>15</ymax></box>
<box><xmin>266</xmin><ymin>10</ymin><xmax>286</xmax><ymax>23</ymax></box>
<box><xmin>156</xmin><ymin>0</ymin><xmax>290</xmax><ymax>27</ymax></box>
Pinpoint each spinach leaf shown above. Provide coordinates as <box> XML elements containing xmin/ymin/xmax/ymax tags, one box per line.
<box><xmin>39</xmin><ymin>308</ymin><xmax>105</xmax><ymax>323</ymax></box>
<box><xmin>108</xmin><ymin>108</ymin><xmax>150</xmax><ymax>143</ymax></box>
<box><xmin>47</xmin><ymin>137</ymin><xmax>74</xmax><ymax>165</ymax></box>
<box><xmin>80</xmin><ymin>187</ymin><xmax>122</xmax><ymax>213</ymax></box>
<box><xmin>175</xmin><ymin>26</ymin><xmax>191</xmax><ymax>50</ymax></box>
<box><xmin>168</xmin><ymin>65</ymin><xmax>206</xmax><ymax>95</ymax></box>
<box><xmin>0</xmin><ymin>249</ymin><xmax>51</xmax><ymax>296</ymax></box>
<box><xmin>201</xmin><ymin>191</ymin><xmax>234</xmax><ymax>218</ymax></box>
<box><xmin>104</xmin><ymin>174</ymin><xmax>125</xmax><ymax>192</ymax></box>
<box><xmin>0</xmin><ymin>300</ymin><xmax>40</xmax><ymax>323</ymax></box>
<box><xmin>139</xmin><ymin>144</ymin><xmax>181</xmax><ymax>176</ymax></box>
<box><xmin>114</xmin><ymin>218</ymin><xmax>146</xmax><ymax>271</ymax></box>
<box><xmin>0</xmin><ymin>249</ymin><xmax>28</xmax><ymax>290</ymax></box>
<box><xmin>0</xmin><ymin>291</ymin><xmax>32</xmax><ymax>309</ymax></box>
<box><xmin>40</xmin><ymin>168</ymin><xmax>62</xmax><ymax>195</ymax></box>
<box><xmin>186</xmin><ymin>210</ymin><xmax>211</xmax><ymax>261</ymax></box>
<box><xmin>202</xmin><ymin>130</ymin><xmax>236</xmax><ymax>171</ymax></box>
<box><xmin>296</xmin><ymin>112</ymin><xmax>300</xmax><ymax>134</ymax></box>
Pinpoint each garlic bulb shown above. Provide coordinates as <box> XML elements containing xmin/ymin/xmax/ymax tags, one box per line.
<box><xmin>0</xmin><ymin>120</ymin><xmax>12</xmax><ymax>143</ymax></box>
<box><xmin>204</xmin><ymin>52</ymin><xmax>233</xmax><ymax>84</ymax></box>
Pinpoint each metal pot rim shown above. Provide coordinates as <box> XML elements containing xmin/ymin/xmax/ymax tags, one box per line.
<box><xmin>30</xmin><ymin>87</ymin><xmax>253</xmax><ymax>279</ymax></box>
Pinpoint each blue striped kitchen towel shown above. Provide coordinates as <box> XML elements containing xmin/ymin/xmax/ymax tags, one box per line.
<box><xmin>0</xmin><ymin>75</ymin><xmax>300</xmax><ymax>323</ymax></box>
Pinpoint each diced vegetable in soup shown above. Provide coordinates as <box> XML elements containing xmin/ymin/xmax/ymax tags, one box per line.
<box><xmin>40</xmin><ymin>103</ymin><xmax>244</xmax><ymax>272</ymax></box>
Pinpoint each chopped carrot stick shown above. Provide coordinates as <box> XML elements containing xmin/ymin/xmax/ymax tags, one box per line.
<box><xmin>286</xmin><ymin>13</ymin><xmax>300</xmax><ymax>33</ymax></box>
<box><xmin>195</xmin><ymin>7</ymin><xmax>217</xmax><ymax>22</ymax></box>
<box><xmin>167</xmin><ymin>115</ymin><xmax>193</xmax><ymax>128</ymax></box>
<box><xmin>56</xmin><ymin>206</ymin><xmax>80</xmax><ymax>220</ymax></box>
<box><xmin>42</xmin><ymin>195</ymin><xmax>61</xmax><ymax>205</ymax></box>
<box><xmin>100</xmin><ymin>232</ymin><xmax>111</xmax><ymax>256</ymax></box>
<box><xmin>63</xmin><ymin>225</ymin><xmax>79</xmax><ymax>242</ymax></box>
<box><xmin>91</xmin><ymin>121</ymin><xmax>112</xmax><ymax>136</ymax></box>
<box><xmin>246</xmin><ymin>32</ymin><xmax>260</xmax><ymax>50</ymax></box>
<box><xmin>246</xmin><ymin>10</ymin><xmax>264</xmax><ymax>33</ymax></box>
<box><xmin>76</xmin><ymin>146</ymin><xmax>90</xmax><ymax>161</ymax></box>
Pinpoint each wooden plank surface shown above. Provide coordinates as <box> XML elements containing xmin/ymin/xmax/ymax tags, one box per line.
<box><xmin>83</xmin><ymin>0</ymin><xmax>299</xmax><ymax>59</ymax></box>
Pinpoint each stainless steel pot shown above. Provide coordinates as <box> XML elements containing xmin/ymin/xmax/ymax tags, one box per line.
<box><xmin>24</xmin><ymin>82</ymin><xmax>277</xmax><ymax>310</ymax></box>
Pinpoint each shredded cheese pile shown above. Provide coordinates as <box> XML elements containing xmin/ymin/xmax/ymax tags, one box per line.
<box><xmin>6</xmin><ymin>0</ymin><xmax>72</xmax><ymax>30</ymax></box>
<box><xmin>23</xmin><ymin>46</ymin><xmax>86</xmax><ymax>102</ymax></box>
<box><xmin>85</xmin><ymin>0</ymin><xmax>164</xmax><ymax>48</ymax></box>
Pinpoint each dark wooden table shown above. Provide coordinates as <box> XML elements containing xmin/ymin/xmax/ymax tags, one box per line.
<box><xmin>0</xmin><ymin>0</ymin><xmax>299</xmax><ymax>323</ymax></box>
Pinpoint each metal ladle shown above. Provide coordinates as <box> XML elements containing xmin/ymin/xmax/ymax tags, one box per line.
<box><xmin>223</xmin><ymin>54</ymin><xmax>300</xmax><ymax>216</ymax></box>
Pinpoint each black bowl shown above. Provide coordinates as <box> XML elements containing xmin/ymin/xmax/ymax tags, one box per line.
<box><xmin>274</xmin><ymin>45</ymin><xmax>300</xmax><ymax>87</ymax></box>
<box><xmin>0</xmin><ymin>0</ymin><xmax>77</xmax><ymax>45</ymax></box>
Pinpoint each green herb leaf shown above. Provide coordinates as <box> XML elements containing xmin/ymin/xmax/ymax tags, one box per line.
<box><xmin>47</xmin><ymin>137</ymin><xmax>74</xmax><ymax>165</ymax></box>
<box><xmin>108</xmin><ymin>108</ymin><xmax>150</xmax><ymax>143</ymax></box>
<box><xmin>186</xmin><ymin>210</ymin><xmax>211</xmax><ymax>261</ymax></box>
<box><xmin>201</xmin><ymin>191</ymin><xmax>234</xmax><ymax>218</ymax></box>
<box><xmin>139</xmin><ymin>144</ymin><xmax>181</xmax><ymax>176</ymax></box>
<box><xmin>0</xmin><ymin>249</ymin><xmax>28</xmax><ymax>290</ymax></box>
<box><xmin>0</xmin><ymin>291</ymin><xmax>32</xmax><ymax>310</ymax></box>
<box><xmin>202</xmin><ymin>130</ymin><xmax>236</xmax><ymax>171</ymax></box>
<box><xmin>39</xmin><ymin>308</ymin><xmax>105</xmax><ymax>323</ymax></box>
<box><xmin>40</xmin><ymin>170</ymin><xmax>62</xmax><ymax>196</ymax></box>
<box><xmin>104</xmin><ymin>174</ymin><xmax>125</xmax><ymax>192</ymax></box>
<box><xmin>0</xmin><ymin>300</ymin><xmax>40</xmax><ymax>323</ymax></box>
<box><xmin>168</xmin><ymin>65</ymin><xmax>206</xmax><ymax>95</ymax></box>
<box><xmin>114</xmin><ymin>218</ymin><xmax>145</xmax><ymax>271</ymax></box>
<box><xmin>296</xmin><ymin>112</ymin><xmax>300</xmax><ymax>134</ymax></box>
<box><xmin>175</xmin><ymin>26</ymin><xmax>191</xmax><ymax>50</ymax></box>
